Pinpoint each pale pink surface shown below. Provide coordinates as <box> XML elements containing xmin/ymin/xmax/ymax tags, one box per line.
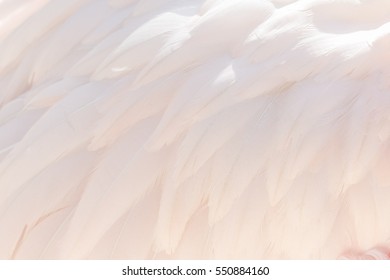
<box><xmin>0</xmin><ymin>0</ymin><xmax>390</xmax><ymax>259</ymax></box>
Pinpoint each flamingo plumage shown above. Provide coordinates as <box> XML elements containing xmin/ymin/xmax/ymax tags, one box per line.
<box><xmin>0</xmin><ymin>0</ymin><xmax>390</xmax><ymax>259</ymax></box>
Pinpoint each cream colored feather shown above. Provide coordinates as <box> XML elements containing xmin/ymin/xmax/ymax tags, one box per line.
<box><xmin>0</xmin><ymin>0</ymin><xmax>390</xmax><ymax>259</ymax></box>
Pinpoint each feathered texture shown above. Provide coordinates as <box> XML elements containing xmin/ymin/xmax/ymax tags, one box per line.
<box><xmin>0</xmin><ymin>0</ymin><xmax>390</xmax><ymax>259</ymax></box>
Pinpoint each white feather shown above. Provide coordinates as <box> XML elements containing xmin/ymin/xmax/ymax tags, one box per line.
<box><xmin>0</xmin><ymin>0</ymin><xmax>390</xmax><ymax>260</ymax></box>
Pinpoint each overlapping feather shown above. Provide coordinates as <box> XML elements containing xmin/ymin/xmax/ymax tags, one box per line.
<box><xmin>0</xmin><ymin>0</ymin><xmax>390</xmax><ymax>259</ymax></box>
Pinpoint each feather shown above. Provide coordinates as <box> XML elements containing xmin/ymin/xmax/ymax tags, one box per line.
<box><xmin>1</xmin><ymin>0</ymin><xmax>390</xmax><ymax>260</ymax></box>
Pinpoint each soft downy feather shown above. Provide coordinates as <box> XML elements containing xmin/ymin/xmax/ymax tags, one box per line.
<box><xmin>0</xmin><ymin>0</ymin><xmax>390</xmax><ymax>259</ymax></box>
